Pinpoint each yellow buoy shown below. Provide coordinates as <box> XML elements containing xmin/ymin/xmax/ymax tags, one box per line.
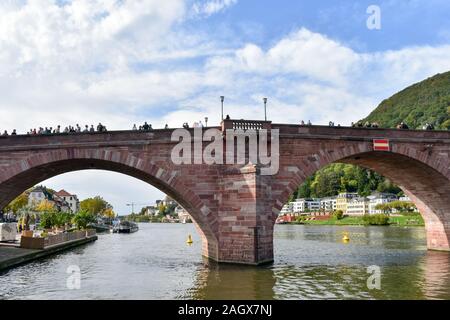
<box><xmin>342</xmin><ymin>232</ymin><xmax>350</xmax><ymax>242</ymax></box>
<box><xmin>186</xmin><ymin>234</ymin><xmax>193</xmax><ymax>245</ymax></box>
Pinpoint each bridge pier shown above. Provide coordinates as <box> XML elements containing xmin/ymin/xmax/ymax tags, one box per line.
<box><xmin>404</xmin><ymin>193</ymin><xmax>450</xmax><ymax>252</ymax></box>
<box><xmin>426</xmin><ymin>223</ymin><xmax>450</xmax><ymax>252</ymax></box>
<box><xmin>213</xmin><ymin>165</ymin><xmax>274</xmax><ymax>265</ymax></box>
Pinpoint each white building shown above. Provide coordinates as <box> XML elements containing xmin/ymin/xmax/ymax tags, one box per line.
<box><xmin>280</xmin><ymin>202</ymin><xmax>293</xmax><ymax>215</ymax></box>
<box><xmin>54</xmin><ymin>190</ymin><xmax>80</xmax><ymax>213</ymax></box>
<box><xmin>28</xmin><ymin>186</ymin><xmax>72</xmax><ymax>212</ymax></box>
<box><xmin>28</xmin><ymin>186</ymin><xmax>48</xmax><ymax>207</ymax></box>
<box><xmin>346</xmin><ymin>197</ymin><xmax>370</xmax><ymax>216</ymax></box>
<box><xmin>368</xmin><ymin>192</ymin><xmax>398</xmax><ymax>214</ymax></box>
<box><xmin>336</xmin><ymin>192</ymin><xmax>359</xmax><ymax>212</ymax></box>
<box><xmin>175</xmin><ymin>206</ymin><xmax>191</xmax><ymax>222</ymax></box>
<box><xmin>292</xmin><ymin>198</ymin><xmax>321</xmax><ymax>213</ymax></box>
<box><xmin>320</xmin><ymin>197</ymin><xmax>337</xmax><ymax>212</ymax></box>
<box><xmin>142</xmin><ymin>206</ymin><xmax>158</xmax><ymax>216</ymax></box>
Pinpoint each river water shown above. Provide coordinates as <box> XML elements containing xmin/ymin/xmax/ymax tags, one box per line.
<box><xmin>1</xmin><ymin>224</ymin><xmax>450</xmax><ymax>300</ymax></box>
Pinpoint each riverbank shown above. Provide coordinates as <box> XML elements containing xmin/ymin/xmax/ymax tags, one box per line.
<box><xmin>0</xmin><ymin>235</ymin><xmax>97</xmax><ymax>272</ymax></box>
<box><xmin>292</xmin><ymin>215</ymin><xmax>424</xmax><ymax>227</ymax></box>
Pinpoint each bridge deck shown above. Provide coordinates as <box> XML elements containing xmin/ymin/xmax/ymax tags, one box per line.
<box><xmin>1</xmin><ymin>124</ymin><xmax>450</xmax><ymax>149</ymax></box>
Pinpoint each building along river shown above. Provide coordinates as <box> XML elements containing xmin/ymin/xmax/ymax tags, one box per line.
<box><xmin>1</xmin><ymin>223</ymin><xmax>449</xmax><ymax>299</ymax></box>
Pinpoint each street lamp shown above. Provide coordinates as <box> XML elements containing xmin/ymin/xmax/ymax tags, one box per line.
<box><xmin>126</xmin><ymin>203</ymin><xmax>135</xmax><ymax>214</ymax></box>
<box><xmin>220</xmin><ymin>96</ymin><xmax>225</xmax><ymax>121</ymax></box>
<box><xmin>205</xmin><ymin>117</ymin><xmax>208</xmax><ymax>127</ymax></box>
<box><xmin>263</xmin><ymin>97</ymin><xmax>268</xmax><ymax>121</ymax></box>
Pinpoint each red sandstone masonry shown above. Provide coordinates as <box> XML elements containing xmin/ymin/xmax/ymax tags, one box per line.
<box><xmin>0</xmin><ymin>124</ymin><xmax>450</xmax><ymax>264</ymax></box>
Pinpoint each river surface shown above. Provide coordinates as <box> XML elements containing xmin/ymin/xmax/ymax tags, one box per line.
<box><xmin>1</xmin><ymin>224</ymin><xmax>450</xmax><ymax>300</ymax></box>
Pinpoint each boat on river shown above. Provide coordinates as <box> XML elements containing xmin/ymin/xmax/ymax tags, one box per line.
<box><xmin>88</xmin><ymin>222</ymin><xmax>113</xmax><ymax>233</ymax></box>
<box><xmin>116</xmin><ymin>220</ymin><xmax>139</xmax><ymax>233</ymax></box>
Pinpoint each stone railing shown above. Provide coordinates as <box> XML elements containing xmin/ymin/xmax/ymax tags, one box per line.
<box><xmin>221</xmin><ymin>119</ymin><xmax>272</xmax><ymax>131</ymax></box>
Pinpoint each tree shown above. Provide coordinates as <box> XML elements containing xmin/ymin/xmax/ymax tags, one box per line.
<box><xmin>158</xmin><ymin>203</ymin><xmax>167</xmax><ymax>215</ymax></box>
<box><xmin>4</xmin><ymin>193</ymin><xmax>29</xmax><ymax>213</ymax></box>
<box><xmin>40</xmin><ymin>211</ymin><xmax>57</xmax><ymax>229</ymax></box>
<box><xmin>375</xmin><ymin>203</ymin><xmax>392</xmax><ymax>214</ymax></box>
<box><xmin>295</xmin><ymin>163</ymin><xmax>403</xmax><ymax>199</ymax></box>
<box><xmin>54</xmin><ymin>211</ymin><xmax>73</xmax><ymax>228</ymax></box>
<box><xmin>72</xmin><ymin>210</ymin><xmax>96</xmax><ymax>230</ymax></box>
<box><xmin>296</xmin><ymin>176</ymin><xmax>313</xmax><ymax>198</ymax></box>
<box><xmin>361</xmin><ymin>71</ymin><xmax>450</xmax><ymax>130</ymax></box>
<box><xmin>442</xmin><ymin>119</ymin><xmax>450</xmax><ymax>130</ymax></box>
<box><xmin>102</xmin><ymin>208</ymin><xmax>116</xmax><ymax>219</ymax></box>
<box><xmin>35</xmin><ymin>199</ymin><xmax>56</xmax><ymax>212</ymax></box>
<box><xmin>389</xmin><ymin>200</ymin><xmax>416</xmax><ymax>213</ymax></box>
<box><xmin>80</xmin><ymin>196</ymin><xmax>112</xmax><ymax>215</ymax></box>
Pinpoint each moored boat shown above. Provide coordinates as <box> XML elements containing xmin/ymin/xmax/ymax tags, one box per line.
<box><xmin>88</xmin><ymin>222</ymin><xmax>113</xmax><ymax>233</ymax></box>
<box><xmin>117</xmin><ymin>220</ymin><xmax>139</xmax><ymax>233</ymax></box>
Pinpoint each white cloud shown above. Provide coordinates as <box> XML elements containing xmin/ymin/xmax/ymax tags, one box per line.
<box><xmin>233</xmin><ymin>29</ymin><xmax>361</xmax><ymax>85</ymax></box>
<box><xmin>191</xmin><ymin>0</ymin><xmax>237</xmax><ymax>17</ymax></box>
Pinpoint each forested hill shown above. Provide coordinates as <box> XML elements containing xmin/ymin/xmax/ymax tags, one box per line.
<box><xmin>361</xmin><ymin>71</ymin><xmax>450</xmax><ymax>129</ymax></box>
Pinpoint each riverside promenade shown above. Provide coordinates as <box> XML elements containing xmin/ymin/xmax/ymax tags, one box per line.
<box><xmin>0</xmin><ymin>235</ymin><xmax>97</xmax><ymax>272</ymax></box>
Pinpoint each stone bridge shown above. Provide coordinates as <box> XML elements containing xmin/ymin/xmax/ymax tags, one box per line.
<box><xmin>1</xmin><ymin>119</ymin><xmax>450</xmax><ymax>265</ymax></box>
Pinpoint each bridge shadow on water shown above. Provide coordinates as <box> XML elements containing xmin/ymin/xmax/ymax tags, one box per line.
<box><xmin>186</xmin><ymin>259</ymin><xmax>277</xmax><ymax>300</ymax></box>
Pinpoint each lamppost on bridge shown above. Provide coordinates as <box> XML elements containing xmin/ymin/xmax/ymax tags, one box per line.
<box><xmin>220</xmin><ymin>96</ymin><xmax>225</xmax><ymax>121</ymax></box>
<box><xmin>263</xmin><ymin>97</ymin><xmax>268</xmax><ymax>121</ymax></box>
<box><xmin>205</xmin><ymin>117</ymin><xmax>208</xmax><ymax>127</ymax></box>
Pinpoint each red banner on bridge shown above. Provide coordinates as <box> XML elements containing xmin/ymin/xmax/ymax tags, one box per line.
<box><xmin>373</xmin><ymin>139</ymin><xmax>390</xmax><ymax>151</ymax></box>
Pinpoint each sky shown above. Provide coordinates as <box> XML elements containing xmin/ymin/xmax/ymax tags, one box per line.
<box><xmin>1</xmin><ymin>0</ymin><xmax>450</xmax><ymax>214</ymax></box>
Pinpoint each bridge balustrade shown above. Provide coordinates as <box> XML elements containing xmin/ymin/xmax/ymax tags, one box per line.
<box><xmin>221</xmin><ymin>119</ymin><xmax>272</xmax><ymax>132</ymax></box>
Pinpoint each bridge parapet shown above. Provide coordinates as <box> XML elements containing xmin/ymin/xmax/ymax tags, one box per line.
<box><xmin>221</xmin><ymin>119</ymin><xmax>272</xmax><ymax>132</ymax></box>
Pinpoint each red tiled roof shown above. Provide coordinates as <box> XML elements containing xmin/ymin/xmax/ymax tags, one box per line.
<box><xmin>55</xmin><ymin>189</ymin><xmax>72</xmax><ymax>197</ymax></box>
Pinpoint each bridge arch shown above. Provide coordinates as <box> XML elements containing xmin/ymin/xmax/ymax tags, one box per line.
<box><xmin>0</xmin><ymin>148</ymin><xmax>219</xmax><ymax>260</ymax></box>
<box><xmin>274</xmin><ymin>141</ymin><xmax>450</xmax><ymax>251</ymax></box>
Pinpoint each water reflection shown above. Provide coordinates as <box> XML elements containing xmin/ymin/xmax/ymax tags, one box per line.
<box><xmin>422</xmin><ymin>251</ymin><xmax>450</xmax><ymax>299</ymax></box>
<box><xmin>188</xmin><ymin>261</ymin><xmax>276</xmax><ymax>300</ymax></box>
<box><xmin>1</xmin><ymin>224</ymin><xmax>450</xmax><ymax>299</ymax></box>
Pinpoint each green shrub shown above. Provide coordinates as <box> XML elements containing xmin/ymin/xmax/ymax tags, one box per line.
<box><xmin>362</xmin><ymin>214</ymin><xmax>390</xmax><ymax>225</ymax></box>
<box><xmin>40</xmin><ymin>211</ymin><xmax>75</xmax><ymax>229</ymax></box>
<box><xmin>333</xmin><ymin>210</ymin><xmax>344</xmax><ymax>220</ymax></box>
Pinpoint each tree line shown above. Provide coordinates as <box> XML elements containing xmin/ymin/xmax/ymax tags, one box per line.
<box><xmin>291</xmin><ymin>163</ymin><xmax>402</xmax><ymax>201</ymax></box>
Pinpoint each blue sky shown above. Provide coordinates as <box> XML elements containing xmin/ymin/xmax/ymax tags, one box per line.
<box><xmin>180</xmin><ymin>0</ymin><xmax>450</xmax><ymax>56</ymax></box>
<box><xmin>1</xmin><ymin>0</ymin><xmax>450</xmax><ymax>214</ymax></box>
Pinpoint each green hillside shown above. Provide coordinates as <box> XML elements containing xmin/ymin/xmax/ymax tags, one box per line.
<box><xmin>362</xmin><ymin>71</ymin><xmax>450</xmax><ymax>129</ymax></box>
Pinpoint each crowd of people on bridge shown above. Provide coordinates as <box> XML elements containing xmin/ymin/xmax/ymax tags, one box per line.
<box><xmin>131</xmin><ymin>122</ymin><xmax>173</xmax><ymax>131</ymax></box>
<box><xmin>0</xmin><ymin>117</ymin><xmax>444</xmax><ymax>137</ymax></box>
<box><xmin>1</xmin><ymin>123</ymin><xmax>107</xmax><ymax>136</ymax></box>
<box><xmin>131</xmin><ymin>120</ymin><xmax>210</xmax><ymax>131</ymax></box>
